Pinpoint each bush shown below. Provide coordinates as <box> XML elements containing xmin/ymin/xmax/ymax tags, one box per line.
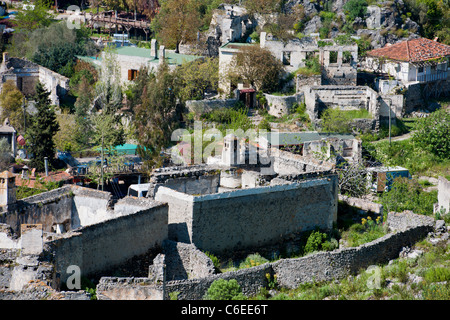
<box><xmin>239</xmin><ymin>253</ymin><xmax>269</xmax><ymax>269</ymax></box>
<box><xmin>304</xmin><ymin>229</ymin><xmax>328</xmax><ymax>254</ymax></box>
<box><xmin>422</xmin><ymin>283</ymin><xmax>450</xmax><ymax>300</ymax></box>
<box><xmin>424</xmin><ymin>267</ymin><xmax>450</xmax><ymax>283</ymax></box>
<box><xmin>413</xmin><ymin>109</ymin><xmax>450</xmax><ymax>160</ymax></box>
<box><xmin>320</xmin><ymin>108</ymin><xmax>352</xmax><ymax>133</ymax></box>
<box><xmin>380</xmin><ymin>177</ymin><xmax>438</xmax><ymax>216</ymax></box>
<box><xmin>205</xmin><ymin>251</ymin><xmax>221</xmax><ymax>271</ymax></box>
<box><xmin>343</xmin><ymin>0</ymin><xmax>368</xmax><ymax>21</ymax></box>
<box><xmin>203</xmin><ymin>279</ymin><xmax>247</xmax><ymax>300</ymax></box>
<box><xmin>341</xmin><ymin>216</ymin><xmax>386</xmax><ymax>247</ymax></box>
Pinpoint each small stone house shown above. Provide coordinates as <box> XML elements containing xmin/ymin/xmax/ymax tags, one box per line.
<box><xmin>365</xmin><ymin>37</ymin><xmax>450</xmax><ymax>83</ymax></box>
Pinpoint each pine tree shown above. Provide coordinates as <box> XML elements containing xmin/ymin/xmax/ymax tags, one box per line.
<box><xmin>26</xmin><ymin>82</ymin><xmax>60</xmax><ymax>172</ymax></box>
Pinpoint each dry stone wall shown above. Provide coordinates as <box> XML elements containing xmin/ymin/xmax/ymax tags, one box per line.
<box><xmin>96</xmin><ymin>211</ymin><xmax>436</xmax><ymax>300</ymax></box>
<box><xmin>46</xmin><ymin>201</ymin><xmax>168</xmax><ymax>284</ymax></box>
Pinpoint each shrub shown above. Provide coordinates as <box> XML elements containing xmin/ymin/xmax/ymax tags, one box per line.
<box><xmin>257</xmin><ymin>118</ymin><xmax>272</xmax><ymax>132</ymax></box>
<box><xmin>342</xmin><ymin>216</ymin><xmax>386</xmax><ymax>247</ymax></box>
<box><xmin>239</xmin><ymin>253</ymin><xmax>269</xmax><ymax>269</ymax></box>
<box><xmin>380</xmin><ymin>177</ymin><xmax>438</xmax><ymax>216</ymax></box>
<box><xmin>320</xmin><ymin>108</ymin><xmax>352</xmax><ymax>133</ymax></box>
<box><xmin>304</xmin><ymin>229</ymin><xmax>328</xmax><ymax>254</ymax></box>
<box><xmin>422</xmin><ymin>283</ymin><xmax>450</xmax><ymax>300</ymax></box>
<box><xmin>203</xmin><ymin>279</ymin><xmax>247</xmax><ymax>300</ymax></box>
<box><xmin>205</xmin><ymin>251</ymin><xmax>221</xmax><ymax>271</ymax></box>
<box><xmin>424</xmin><ymin>267</ymin><xmax>450</xmax><ymax>283</ymax></box>
<box><xmin>413</xmin><ymin>109</ymin><xmax>450</xmax><ymax>160</ymax></box>
<box><xmin>343</xmin><ymin>0</ymin><xmax>368</xmax><ymax>21</ymax></box>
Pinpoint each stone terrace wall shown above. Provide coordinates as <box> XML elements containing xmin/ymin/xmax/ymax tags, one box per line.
<box><xmin>186</xmin><ymin>98</ymin><xmax>238</xmax><ymax>115</ymax></box>
<box><xmin>338</xmin><ymin>195</ymin><xmax>383</xmax><ymax>214</ymax></box>
<box><xmin>157</xmin><ymin>240</ymin><xmax>216</xmax><ymax>281</ymax></box>
<box><xmin>97</xmin><ymin>263</ymin><xmax>273</xmax><ymax>300</ymax></box>
<box><xmin>47</xmin><ymin>201</ymin><xmax>168</xmax><ymax>284</ymax></box>
<box><xmin>96</xmin><ymin>211</ymin><xmax>435</xmax><ymax>300</ymax></box>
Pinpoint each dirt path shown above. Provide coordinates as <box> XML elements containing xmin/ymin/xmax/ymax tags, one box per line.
<box><xmin>371</xmin><ymin>131</ymin><xmax>414</xmax><ymax>143</ymax></box>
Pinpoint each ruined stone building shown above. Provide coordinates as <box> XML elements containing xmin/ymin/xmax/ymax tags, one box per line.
<box><xmin>0</xmin><ymin>52</ymin><xmax>69</xmax><ymax>107</ymax></box>
<box><xmin>0</xmin><ymin>129</ymin><xmax>341</xmax><ymax>296</ymax></box>
<box><xmin>218</xmin><ymin>32</ymin><xmax>359</xmax><ymax>96</ymax></box>
<box><xmin>78</xmin><ymin>40</ymin><xmax>203</xmax><ymax>84</ymax></box>
<box><xmin>204</xmin><ymin>4</ymin><xmax>256</xmax><ymax>57</ymax></box>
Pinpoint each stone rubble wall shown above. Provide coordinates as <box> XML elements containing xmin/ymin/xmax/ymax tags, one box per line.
<box><xmin>46</xmin><ymin>201</ymin><xmax>168</xmax><ymax>284</ymax></box>
<box><xmin>338</xmin><ymin>195</ymin><xmax>384</xmax><ymax>214</ymax></box>
<box><xmin>185</xmin><ymin>98</ymin><xmax>238</xmax><ymax>115</ymax></box>
<box><xmin>96</xmin><ymin>211</ymin><xmax>436</xmax><ymax>300</ymax></box>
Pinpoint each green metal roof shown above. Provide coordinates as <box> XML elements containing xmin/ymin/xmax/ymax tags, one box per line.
<box><xmin>220</xmin><ymin>42</ymin><xmax>255</xmax><ymax>49</ymax></box>
<box><xmin>267</xmin><ymin>132</ymin><xmax>356</xmax><ymax>146</ymax></box>
<box><xmin>115</xmin><ymin>46</ymin><xmax>202</xmax><ymax>65</ymax></box>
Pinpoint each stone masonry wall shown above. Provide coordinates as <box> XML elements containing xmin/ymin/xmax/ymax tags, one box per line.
<box><xmin>46</xmin><ymin>201</ymin><xmax>168</xmax><ymax>284</ymax></box>
<box><xmin>155</xmin><ymin>175</ymin><xmax>338</xmax><ymax>255</ymax></box>
<box><xmin>186</xmin><ymin>98</ymin><xmax>238</xmax><ymax>115</ymax></box>
<box><xmin>264</xmin><ymin>93</ymin><xmax>303</xmax><ymax>118</ymax></box>
<box><xmin>96</xmin><ymin>211</ymin><xmax>435</xmax><ymax>300</ymax></box>
<box><xmin>0</xmin><ymin>186</ymin><xmax>74</xmax><ymax>234</ymax></box>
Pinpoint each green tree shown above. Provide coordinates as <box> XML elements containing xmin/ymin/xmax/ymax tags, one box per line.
<box><xmin>176</xmin><ymin>57</ymin><xmax>219</xmax><ymax>102</ymax></box>
<box><xmin>152</xmin><ymin>0</ymin><xmax>202</xmax><ymax>53</ymax></box>
<box><xmin>0</xmin><ymin>81</ymin><xmax>26</xmax><ymax>133</ymax></box>
<box><xmin>54</xmin><ymin>113</ymin><xmax>80</xmax><ymax>152</ymax></box>
<box><xmin>74</xmin><ymin>77</ymin><xmax>95</xmax><ymax>148</ymax></box>
<box><xmin>135</xmin><ymin>63</ymin><xmax>181</xmax><ymax>169</ymax></box>
<box><xmin>404</xmin><ymin>0</ymin><xmax>445</xmax><ymax>39</ymax></box>
<box><xmin>13</xmin><ymin>0</ymin><xmax>54</xmax><ymax>32</ymax></box>
<box><xmin>91</xmin><ymin>47</ymin><xmax>125</xmax><ymax>168</ymax></box>
<box><xmin>94</xmin><ymin>47</ymin><xmax>123</xmax><ymax>115</ymax></box>
<box><xmin>103</xmin><ymin>0</ymin><xmax>127</xmax><ymax>16</ymax></box>
<box><xmin>30</xmin><ymin>22</ymin><xmax>97</xmax><ymax>77</ymax></box>
<box><xmin>26</xmin><ymin>82</ymin><xmax>60</xmax><ymax>172</ymax></box>
<box><xmin>343</xmin><ymin>0</ymin><xmax>368</xmax><ymax>21</ymax></box>
<box><xmin>203</xmin><ymin>279</ymin><xmax>247</xmax><ymax>300</ymax></box>
<box><xmin>320</xmin><ymin>108</ymin><xmax>352</xmax><ymax>134</ymax></box>
<box><xmin>0</xmin><ymin>138</ymin><xmax>13</xmax><ymax>171</ymax></box>
<box><xmin>228</xmin><ymin>45</ymin><xmax>285</xmax><ymax>93</ymax></box>
<box><xmin>413</xmin><ymin>108</ymin><xmax>450</xmax><ymax>159</ymax></box>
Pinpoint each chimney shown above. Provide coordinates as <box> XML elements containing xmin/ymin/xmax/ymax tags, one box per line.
<box><xmin>151</xmin><ymin>39</ymin><xmax>158</xmax><ymax>58</ymax></box>
<box><xmin>2</xmin><ymin>52</ymin><xmax>8</xmax><ymax>63</ymax></box>
<box><xmin>159</xmin><ymin>45</ymin><xmax>165</xmax><ymax>64</ymax></box>
<box><xmin>44</xmin><ymin>157</ymin><xmax>49</xmax><ymax>176</ymax></box>
<box><xmin>260</xmin><ymin>32</ymin><xmax>266</xmax><ymax>48</ymax></box>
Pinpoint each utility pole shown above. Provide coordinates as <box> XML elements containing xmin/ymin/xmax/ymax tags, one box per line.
<box><xmin>388</xmin><ymin>99</ymin><xmax>392</xmax><ymax>146</ymax></box>
<box><xmin>101</xmin><ymin>131</ymin><xmax>104</xmax><ymax>191</ymax></box>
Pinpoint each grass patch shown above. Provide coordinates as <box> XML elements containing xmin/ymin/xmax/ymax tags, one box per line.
<box><xmin>364</xmin><ymin>138</ymin><xmax>450</xmax><ymax>177</ymax></box>
<box><xmin>340</xmin><ymin>215</ymin><xmax>387</xmax><ymax>247</ymax></box>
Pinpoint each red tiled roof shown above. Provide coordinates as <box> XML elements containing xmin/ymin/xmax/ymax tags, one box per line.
<box><xmin>367</xmin><ymin>38</ymin><xmax>450</xmax><ymax>63</ymax></box>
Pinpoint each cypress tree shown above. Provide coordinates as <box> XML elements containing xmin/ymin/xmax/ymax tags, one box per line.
<box><xmin>26</xmin><ymin>82</ymin><xmax>60</xmax><ymax>172</ymax></box>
